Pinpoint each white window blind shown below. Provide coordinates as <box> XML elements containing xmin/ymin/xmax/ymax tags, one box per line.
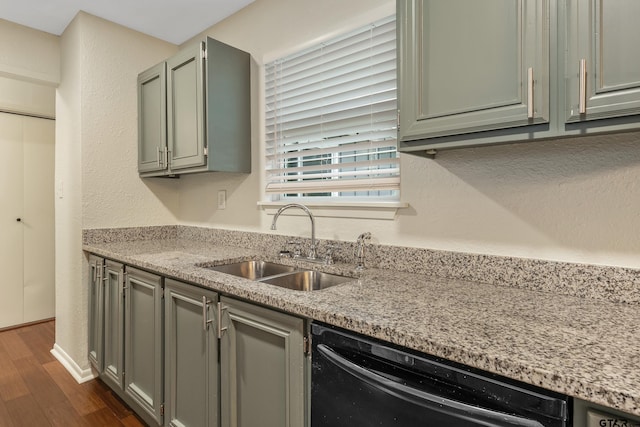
<box><xmin>265</xmin><ymin>15</ymin><xmax>399</xmax><ymax>201</ymax></box>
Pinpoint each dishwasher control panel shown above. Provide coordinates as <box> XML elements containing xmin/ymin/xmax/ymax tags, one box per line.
<box><xmin>587</xmin><ymin>409</ymin><xmax>640</xmax><ymax>427</ymax></box>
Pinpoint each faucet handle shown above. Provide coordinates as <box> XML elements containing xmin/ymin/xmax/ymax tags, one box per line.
<box><xmin>323</xmin><ymin>244</ymin><xmax>336</xmax><ymax>265</ymax></box>
<box><xmin>287</xmin><ymin>240</ymin><xmax>303</xmax><ymax>258</ymax></box>
<box><xmin>355</xmin><ymin>232</ymin><xmax>372</xmax><ymax>270</ymax></box>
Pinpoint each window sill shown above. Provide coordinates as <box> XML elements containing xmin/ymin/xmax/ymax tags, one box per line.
<box><xmin>258</xmin><ymin>200</ymin><xmax>409</xmax><ymax>220</ymax></box>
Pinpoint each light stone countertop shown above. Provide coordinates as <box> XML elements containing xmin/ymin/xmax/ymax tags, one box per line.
<box><xmin>83</xmin><ymin>238</ymin><xmax>640</xmax><ymax>417</ymax></box>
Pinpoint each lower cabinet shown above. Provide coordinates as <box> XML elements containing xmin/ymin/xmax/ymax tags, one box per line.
<box><xmin>124</xmin><ymin>267</ymin><xmax>164</xmax><ymax>425</ymax></box>
<box><xmin>219</xmin><ymin>296</ymin><xmax>306</xmax><ymax>427</ymax></box>
<box><xmin>102</xmin><ymin>259</ymin><xmax>125</xmax><ymax>392</ymax></box>
<box><xmin>87</xmin><ymin>255</ymin><xmax>104</xmax><ymax>373</ymax></box>
<box><xmin>87</xmin><ymin>258</ymin><xmax>164</xmax><ymax>427</ymax></box>
<box><xmin>87</xmin><ymin>255</ymin><xmax>308</xmax><ymax>427</ymax></box>
<box><xmin>164</xmin><ymin>279</ymin><xmax>219</xmax><ymax>427</ymax></box>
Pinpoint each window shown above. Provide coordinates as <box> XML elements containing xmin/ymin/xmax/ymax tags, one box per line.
<box><xmin>265</xmin><ymin>16</ymin><xmax>399</xmax><ymax>203</ymax></box>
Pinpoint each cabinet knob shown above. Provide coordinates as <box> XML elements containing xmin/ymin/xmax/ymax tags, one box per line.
<box><xmin>16</xmin><ymin>218</ymin><xmax>21</xmax><ymax>222</ymax></box>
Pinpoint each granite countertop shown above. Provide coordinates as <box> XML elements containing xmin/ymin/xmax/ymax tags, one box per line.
<box><xmin>83</xmin><ymin>237</ymin><xmax>640</xmax><ymax>417</ymax></box>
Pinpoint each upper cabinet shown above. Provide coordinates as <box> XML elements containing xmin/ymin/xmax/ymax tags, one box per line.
<box><xmin>398</xmin><ymin>0</ymin><xmax>640</xmax><ymax>155</ymax></box>
<box><xmin>398</xmin><ymin>0</ymin><xmax>549</xmax><ymax>141</ymax></box>
<box><xmin>138</xmin><ymin>63</ymin><xmax>167</xmax><ymax>174</ymax></box>
<box><xmin>138</xmin><ymin>37</ymin><xmax>251</xmax><ymax>177</ymax></box>
<box><xmin>565</xmin><ymin>0</ymin><xmax>640</xmax><ymax>122</ymax></box>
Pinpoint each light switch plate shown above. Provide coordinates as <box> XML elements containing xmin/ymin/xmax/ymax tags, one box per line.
<box><xmin>217</xmin><ymin>190</ymin><xmax>226</xmax><ymax>209</ymax></box>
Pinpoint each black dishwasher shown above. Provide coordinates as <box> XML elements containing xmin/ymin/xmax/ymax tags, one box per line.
<box><xmin>311</xmin><ymin>323</ymin><xmax>570</xmax><ymax>427</ymax></box>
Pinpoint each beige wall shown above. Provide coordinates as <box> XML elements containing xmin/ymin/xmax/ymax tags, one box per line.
<box><xmin>54</xmin><ymin>12</ymin><xmax>179</xmax><ymax>374</ymax></box>
<box><xmin>174</xmin><ymin>0</ymin><xmax>640</xmax><ymax>269</ymax></box>
<box><xmin>0</xmin><ymin>18</ymin><xmax>60</xmax><ymax>85</ymax></box>
<box><xmin>0</xmin><ymin>19</ymin><xmax>57</xmax><ymax>117</ymax></box>
<box><xmin>78</xmin><ymin>12</ymin><xmax>180</xmax><ymax>229</ymax></box>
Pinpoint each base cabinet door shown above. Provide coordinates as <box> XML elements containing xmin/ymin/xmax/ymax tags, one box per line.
<box><xmin>124</xmin><ymin>267</ymin><xmax>164</xmax><ymax>425</ymax></box>
<box><xmin>102</xmin><ymin>259</ymin><xmax>125</xmax><ymax>391</ymax></box>
<box><xmin>88</xmin><ymin>255</ymin><xmax>104</xmax><ymax>372</ymax></box>
<box><xmin>220</xmin><ymin>296</ymin><xmax>305</xmax><ymax>427</ymax></box>
<box><xmin>165</xmin><ymin>279</ymin><xmax>219</xmax><ymax>427</ymax></box>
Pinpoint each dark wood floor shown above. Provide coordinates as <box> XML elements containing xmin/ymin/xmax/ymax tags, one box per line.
<box><xmin>0</xmin><ymin>321</ymin><xmax>145</xmax><ymax>427</ymax></box>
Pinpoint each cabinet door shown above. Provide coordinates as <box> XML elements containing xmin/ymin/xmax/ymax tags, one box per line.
<box><xmin>102</xmin><ymin>260</ymin><xmax>125</xmax><ymax>391</ymax></box>
<box><xmin>164</xmin><ymin>279</ymin><xmax>218</xmax><ymax>427</ymax></box>
<box><xmin>124</xmin><ymin>267</ymin><xmax>164</xmax><ymax>425</ymax></box>
<box><xmin>138</xmin><ymin>62</ymin><xmax>168</xmax><ymax>174</ymax></box>
<box><xmin>220</xmin><ymin>297</ymin><xmax>305</xmax><ymax>427</ymax></box>
<box><xmin>88</xmin><ymin>255</ymin><xmax>104</xmax><ymax>372</ymax></box>
<box><xmin>167</xmin><ymin>42</ymin><xmax>206</xmax><ymax>171</ymax></box>
<box><xmin>398</xmin><ymin>0</ymin><xmax>548</xmax><ymax>141</ymax></box>
<box><xmin>565</xmin><ymin>0</ymin><xmax>640</xmax><ymax>122</ymax></box>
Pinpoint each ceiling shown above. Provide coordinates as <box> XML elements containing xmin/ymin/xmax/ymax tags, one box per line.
<box><xmin>0</xmin><ymin>0</ymin><xmax>255</xmax><ymax>44</ymax></box>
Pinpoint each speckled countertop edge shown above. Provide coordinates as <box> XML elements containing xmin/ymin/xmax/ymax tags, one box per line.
<box><xmin>82</xmin><ymin>236</ymin><xmax>640</xmax><ymax>417</ymax></box>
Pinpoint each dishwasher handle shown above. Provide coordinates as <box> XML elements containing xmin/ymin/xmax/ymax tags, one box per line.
<box><xmin>317</xmin><ymin>344</ymin><xmax>544</xmax><ymax>427</ymax></box>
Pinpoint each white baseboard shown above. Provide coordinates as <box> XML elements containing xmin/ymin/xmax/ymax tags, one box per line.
<box><xmin>50</xmin><ymin>343</ymin><xmax>97</xmax><ymax>384</ymax></box>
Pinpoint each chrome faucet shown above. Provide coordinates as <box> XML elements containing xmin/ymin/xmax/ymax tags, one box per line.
<box><xmin>355</xmin><ymin>232</ymin><xmax>372</xmax><ymax>270</ymax></box>
<box><xmin>271</xmin><ymin>203</ymin><xmax>318</xmax><ymax>260</ymax></box>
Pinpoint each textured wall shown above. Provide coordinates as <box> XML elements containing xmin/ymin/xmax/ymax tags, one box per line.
<box><xmin>55</xmin><ymin>12</ymin><xmax>180</xmax><ymax>372</ymax></box>
<box><xmin>79</xmin><ymin>12</ymin><xmax>180</xmax><ymax>229</ymax></box>
<box><xmin>55</xmin><ymin>13</ymin><xmax>84</xmax><ymax>372</ymax></box>
<box><xmin>175</xmin><ymin>0</ymin><xmax>640</xmax><ymax>269</ymax></box>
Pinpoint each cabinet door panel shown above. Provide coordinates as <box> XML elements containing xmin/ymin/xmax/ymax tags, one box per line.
<box><xmin>138</xmin><ymin>62</ymin><xmax>167</xmax><ymax>174</ymax></box>
<box><xmin>220</xmin><ymin>297</ymin><xmax>305</xmax><ymax>427</ymax></box>
<box><xmin>420</xmin><ymin>1</ymin><xmax>519</xmax><ymax>118</ymax></box>
<box><xmin>399</xmin><ymin>0</ymin><xmax>548</xmax><ymax>141</ymax></box>
<box><xmin>167</xmin><ymin>42</ymin><xmax>206</xmax><ymax>171</ymax></box>
<box><xmin>165</xmin><ymin>279</ymin><xmax>218</xmax><ymax>427</ymax></box>
<box><xmin>88</xmin><ymin>256</ymin><xmax>104</xmax><ymax>372</ymax></box>
<box><xmin>566</xmin><ymin>0</ymin><xmax>640</xmax><ymax>121</ymax></box>
<box><xmin>102</xmin><ymin>260</ymin><xmax>124</xmax><ymax>390</ymax></box>
<box><xmin>124</xmin><ymin>268</ymin><xmax>163</xmax><ymax>425</ymax></box>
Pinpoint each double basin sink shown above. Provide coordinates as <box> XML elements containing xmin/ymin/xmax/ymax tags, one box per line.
<box><xmin>205</xmin><ymin>260</ymin><xmax>352</xmax><ymax>291</ymax></box>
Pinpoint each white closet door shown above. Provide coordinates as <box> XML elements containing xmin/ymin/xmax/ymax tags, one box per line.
<box><xmin>0</xmin><ymin>113</ymin><xmax>25</xmax><ymax>328</ymax></box>
<box><xmin>0</xmin><ymin>113</ymin><xmax>55</xmax><ymax>329</ymax></box>
<box><xmin>23</xmin><ymin>116</ymin><xmax>55</xmax><ymax>323</ymax></box>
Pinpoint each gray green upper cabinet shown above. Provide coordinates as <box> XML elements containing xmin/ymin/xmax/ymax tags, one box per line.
<box><xmin>398</xmin><ymin>0</ymin><xmax>640</xmax><ymax>154</ymax></box>
<box><xmin>564</xmin><ymin>0</ymin><xmax>640</xmax><ymax>122</ymax></box>
<box><xmin>398</xmin><ymin>0</ymin><xmax>549</xmax><ymax>142</ymax></box>
<box><xmin>138</xmin><ymin>37</ymin><xmax>251</xmax><ymax>177</ymax></box>
<box><xmin>137</xmin><ymin>62</ymin><xmax>167</xmax><ymax>174</ymax></box>
<box><xmin>166</xmin><ymin>42</ymin><xmax>206</xmax><ymax>171</ymax></box>
<box><xmin>219</xmin><ymin>296</ymin><xmax>306</xmax><ymax>427</ymax></box>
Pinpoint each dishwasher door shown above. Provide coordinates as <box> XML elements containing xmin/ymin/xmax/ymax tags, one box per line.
<box><xmin>311</xmin><ymin>323</ymin><xmax>569</xmax><ymax>427</ymax></box>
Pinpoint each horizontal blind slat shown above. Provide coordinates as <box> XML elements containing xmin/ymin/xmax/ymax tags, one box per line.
<box><xmin>265</xmin><ymin>15</ymin><xmax>398</xmax><ymax>200</ymax></box>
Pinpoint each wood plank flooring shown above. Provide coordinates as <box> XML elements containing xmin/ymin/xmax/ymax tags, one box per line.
<box><xmin>0</xmin><ymin>321</ymin><xmax>146</xmax><ymax>427</ymax></box>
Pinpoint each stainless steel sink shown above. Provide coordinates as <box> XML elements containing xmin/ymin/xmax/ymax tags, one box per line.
<box><xmin>206</xmin><ymin>260</ymin><xmax>352</xmax><ymax>291</ymax></box>
<box><xmin>260</xmin><ymin>270</ymin><xmax>352</xmax><ymax>291</ymax></box>
<box><xmin>207</xmin><ymin>260</ymin><xmax>297</xmax><ymax>280</ymax></box>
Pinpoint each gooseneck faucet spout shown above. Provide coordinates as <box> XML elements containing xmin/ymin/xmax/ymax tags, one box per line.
<box><xmin>271</xmin><ymin>203</ymin><xmax>317</xmax><ymax>259</ymax></box>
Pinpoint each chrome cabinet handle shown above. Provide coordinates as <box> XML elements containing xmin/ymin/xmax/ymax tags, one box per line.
<box><xmin>202</xmin><ymin>296</ymin><xmax>213</xmax><ymax>331</ymax></box>
<box><xmin>217</xmin><ymin>301</ymin><xmax>228</xmax><ymax>339</ymax></box>
<box><xmin>527</xmin><ymin>67</ymin><xmax>534</xmax><ymax>119</ymax></box>
<box><xmin>579</xmin><ymin>58</ymin><xmax>587</xmax><ymax>114</ymax></box>
<box><xmin>157</xmin><ymin>147</ymin><xmax>162</xmax><ymax>168</ymax></box>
